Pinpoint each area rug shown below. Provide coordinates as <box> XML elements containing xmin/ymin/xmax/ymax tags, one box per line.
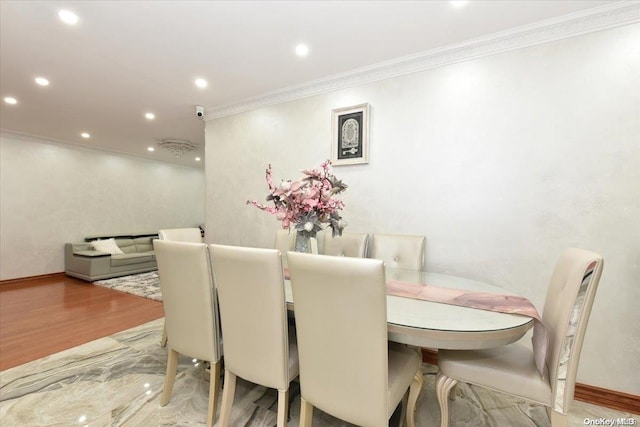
<box><xmin>1</xmin><ymin>319</ymin><xmax>628</xmax><ymax>426</ymax></box>
<box><xmin>93</xmin><ymin>271</ymin><xmax>162</xmax><ymax>301</ymax></box>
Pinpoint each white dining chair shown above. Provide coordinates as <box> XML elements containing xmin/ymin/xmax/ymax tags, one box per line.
<box><xmin>322</xmin><ymin>231</ymin><xmax>368</xmax><ymax>258</ymax></box>
<box><xmin>288</xmin><ymin>251</ymin><xmax>423</xmax><ymax>427</ymax></box>
<box><xmin>209</xmin><ymin>244</ymin><xmax>298</xmax><ymax>427</ymax></box>
<box><xmin>436</xmin><ymin>248</ymin><xmax>604</xmax><ymax>427</ymax></box>
<box><xmin>158</xmin><ymin>227</ymin><xmax>204</xmax><ymax>347</ymax></box>
<box><xmin>369</xmin><ymin>233</ymin><xmax>426</xmax><ymax>271</ymax></box>
<box><xmin>274</xmin><ymin>229</ymin><xmax>296</xmax><ymax>269</ymax></box>
<box><xmin>154</xmin><ymin>240</ymin><xmax>222</xmax><ymax>427</ymax></box>
<box><xmin>158</xmin><ymin>227</ymin><xmax>203</xmax><ymax>243</ymax></box>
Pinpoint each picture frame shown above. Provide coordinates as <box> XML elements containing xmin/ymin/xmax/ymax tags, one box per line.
<box><xmin>331</xmin><ymin>103</ymin><xmax>370</xmax><ymax>166</ymax></box>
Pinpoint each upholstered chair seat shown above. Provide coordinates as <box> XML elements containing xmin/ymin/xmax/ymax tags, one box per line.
<box><xmin>436</xmin><ymin>248</ymin><xmax>604</xmax><ymax>427</ymax></box>
<box><xmin>439</xmin><ymin>342</ymin><xmax>553</xmax><ymax>406</ymax></box>
<box><xmin>387</xmin><ymin>343</ymin><xmax>425</xmax><ymax>418</ymax></box>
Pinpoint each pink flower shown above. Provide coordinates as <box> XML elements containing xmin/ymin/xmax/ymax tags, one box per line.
<box><xmin>247</xmin><ymin>160</ymin><xmax>348</xmax><ymax>236</ymax></box>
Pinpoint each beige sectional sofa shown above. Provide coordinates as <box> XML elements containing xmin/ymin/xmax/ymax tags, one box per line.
<box><xmin>64</xmin><ymin>232</ymin><xmax>158</xmax><ymax>281</ymax></box>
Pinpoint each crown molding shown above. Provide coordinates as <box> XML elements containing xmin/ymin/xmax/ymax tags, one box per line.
<box><xmin>206</xmin><ymin>1</ymin><xmax>640</xmax><ymax>120</ymax></box>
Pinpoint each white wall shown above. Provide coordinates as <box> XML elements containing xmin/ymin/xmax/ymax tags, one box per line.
<box><xmin>0</xmin><ymin>133</ymin><xmax>205</xmax><ymax>280</ymax></box>
<box><xmin>205</xmin><ymin>24</ymin><xmax>640</xmax><ymax>394</ymax></box>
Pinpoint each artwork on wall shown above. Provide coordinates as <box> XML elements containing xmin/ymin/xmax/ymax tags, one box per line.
<box><xmin>331</xmin><ymin>103</ymin><xmax>370</xmax><ymax>166</ymax></box>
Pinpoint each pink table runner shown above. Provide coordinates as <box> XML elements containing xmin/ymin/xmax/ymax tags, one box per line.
<box><xmin>386</xmin><ymin>280</ymin><xmax>547</xmax><ymax>376</ymax></box>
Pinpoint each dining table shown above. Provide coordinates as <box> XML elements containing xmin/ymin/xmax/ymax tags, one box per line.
<box><xmin>284</xmin><ymin>267</ymin><xmax>534</xmax><ymax>350</ymax></box>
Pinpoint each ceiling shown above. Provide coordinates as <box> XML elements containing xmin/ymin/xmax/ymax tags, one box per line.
<box><xmin>0</xmin><ymin>1</ymin><xmax>614</xmax><ymax>168</ymax></box>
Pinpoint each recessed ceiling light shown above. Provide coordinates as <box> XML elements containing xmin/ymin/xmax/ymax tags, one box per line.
<box><xmin>147</xmin><ymin>147</ymin><xmax>155</xmax><ymax>152</ymax></box>
<box><xmin>195</xmin><ymin>157</ymin><xmax>201</xmax><ymax>162</ymax></box>
<box><xmin>195</xmin><ymin>78</ymin><xmax>208</xmax><ymax>89</ymax></box>
<box><xmin>58</xmin><ymin>10</ymin><xmax>79</xmax><ymax>25</ymax></box>
<box><xmin>295</xmin><ymin>44</ymin><xmax>309</xmax><ymax>57</ymax></box>
<box><xmin>450</xmin><ymin>1</ymin><xmax>468</xmax><ymax>7</ymax></box>
<box><xmin>145</xmin><ymin>112</ymin><xmax>155</xmax><ymax>120</ymax></box>
<box><xmin>3</xmin><ymin>97</ymin><xmax>18</xmax><ymax>105</ymax></box>
<box><xmin>81</xmin><ymin>132</ymin><xmax>90</xmax><ymax>139</ymax></box>
<box><xmin>35</xmin><ymin>77</ymin><xmax>50</xmax><ymax>86</ymax></box>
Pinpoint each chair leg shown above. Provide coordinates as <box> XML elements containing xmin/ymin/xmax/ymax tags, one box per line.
<box><xmin>399</xmin><ymin>391</ymin><xmax>409</xmax><ymax>427</ymax></box>
<box><xmin>276</xmin><ymin>389</ymin><xmax>289</xmax><ymax>427</ymax></box>
<box><xmin>436</xmin><ymin>371</ymin><xmax>458</xmax><ymax>427</ymax></box>
<box><xmin>206</xmin><ymin>359</ymin><xmax>221</xmax><ymax>427</ymax></box>
<box><xmin>299</xmin><ymin>397</ymin><xmax>313</xmax><ymax>427</ymax></box>
<box><xmin>161</xmin><ymin>348</ymin><xmax>178</xmax><ymax>406</ymax></box>
<box><xmin>406</xmin><ymin>369</ymin><xmax>424</xmax><ymax>427</ymax></box>
<box><xmin>218</xmin><ymin>369</ymin><xmax>236</xmax><ymax>427</ymax></box>
<box><xmin>547</xmin><ymin>408</ymin><xmax>568</xmax><ymax>427</ymax></box>
<box><xmin>160</xmin><ymin>322</ymin><xmax>168</xmax><ymax>347</ymax></box>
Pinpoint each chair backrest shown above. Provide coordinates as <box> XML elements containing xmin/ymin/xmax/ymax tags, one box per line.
<box><xmin>288</xmin><ymin>252</ymin><xmax>389</xmax><ymax>426</ymax></box>
<box><xmin>158</xmin><ymin>228</ymin><xmax>203</xmax><ymax>243</ymax></box>
<box><xmin>274</xmin><ymin>229</ymin><xmax>296</xmax><ymax>268</ymax></box>
<box><xmin>543</xmin><ymin>248</ymin><xmax>604</xmax><ymax>413</ymax></box>
<box><xmin>209</xmin><ymin>244</ymin><xmax>291</xmax><ymax>390</ymax></box>
<box><xmin>274</xmin><ymin>229</ymin><xmax>295</xmax><ymax>252</ymax></box>
<box><xmin>369</xmin><ymin>233</ymin><xmax>425</xmax><ymax>270</ymax></box>
<box><xmin>154</xmin><ymin>240</ymin><xmax>221</xmax><ymax>362</ymax></box>
<box><xmin>322</xmin><ymin>232</ymin><xmax>368</xmax><ymax>258</ymax></box>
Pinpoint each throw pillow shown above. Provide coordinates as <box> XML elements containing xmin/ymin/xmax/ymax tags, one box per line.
<box><xmin>91</xmin><ymin>238</ymin><xmax>124</xmax><ymax>255</ymax></box>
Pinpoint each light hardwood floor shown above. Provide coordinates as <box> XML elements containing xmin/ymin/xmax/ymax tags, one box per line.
<box><xmin>0</xmin><ymin>273</ymin><xmax>164</xmax><ymax>370</ymax></box>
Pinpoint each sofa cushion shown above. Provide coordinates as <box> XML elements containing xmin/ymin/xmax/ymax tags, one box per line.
<box><xmin>134</xmin><ymin>236</ymin><xmax>154</xmax><ymax>252</ymax></box>
<box><xmin>115</xmin><ymin>238</ymin><xmax>137</xmax><ymax>254</ymax></box>
<box><xmin>90</xmin><ymin>238</ymin><xmax>124</xmax><ymax>255</ymax></box>
<box><xmin>111</xmin><ymin>252</ymin><xmax>154</xmax><ymax>267</ymax></box>
<box><xmin>74</xmin><ymin>250</ymin><xmax>110</xmax><ymax>258</ymax></box>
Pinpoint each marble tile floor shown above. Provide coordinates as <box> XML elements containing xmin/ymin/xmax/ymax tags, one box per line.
<box><xmin>1</xmin><ymin>318</ymin><xmax>636</xmax><ymax>426</ymax></box>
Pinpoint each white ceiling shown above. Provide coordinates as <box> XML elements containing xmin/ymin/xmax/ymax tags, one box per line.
<box><xmin>0</xmin><ymin>0</ymin><xmax>614</xmax><ymax>167</ymax></box>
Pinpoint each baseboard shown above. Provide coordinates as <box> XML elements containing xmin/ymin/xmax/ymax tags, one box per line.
<box><xmin>574</xmin><ymin>383</ymin><xmax>640</xmax><ymax>415</ymax></box>
<box><xmin>0</xmin><ymin>272</ymin><xmax>66</xmax><ymax>286</ymax></box>
<box><xmin>421</xmin><ymin>347</ymin><xmax>439</xmax><ymax>366</ymax></box>
<box><xmin>420</xmin><ymin>348</ymin><xmax>639</xmax><ymax>415</ymax></box>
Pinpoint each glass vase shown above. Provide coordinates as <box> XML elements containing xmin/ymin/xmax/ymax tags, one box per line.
<box><xmin>295</xmin><ymin>231</ymin><xmax>318</xmax><ymax>254</ymax></box>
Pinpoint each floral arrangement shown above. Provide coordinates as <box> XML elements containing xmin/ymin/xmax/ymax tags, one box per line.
<box><xmin>247</xmin><ymin>160</ymin><xmax>347</xmax><ymax>237</ymax></box>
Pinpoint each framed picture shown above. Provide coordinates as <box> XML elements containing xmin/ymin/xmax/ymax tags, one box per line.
<box><xmin>331</xmin><ymin>103</ymin><xmax>370</xmax><ymax>166</ymax></box>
